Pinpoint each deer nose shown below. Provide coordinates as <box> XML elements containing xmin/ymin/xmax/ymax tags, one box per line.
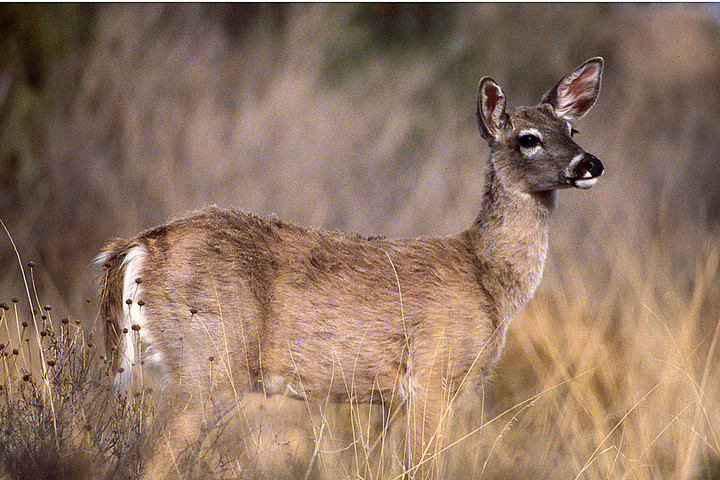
<box><xmin>568</xmin><ymin>154</ymin><xmax>604</xmax><ymax>189</ymax></box>
<box><xmin>579</xmin><ymin>155</ymin><xmax>604</xmax><ymax>178</ymax></box>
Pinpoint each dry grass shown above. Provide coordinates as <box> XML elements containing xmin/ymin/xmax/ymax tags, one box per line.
<box><xmin>0</xmin><ymin>262</ymin><xmax>149</xmax><ymax>479</ymax></box>
<box><xmin>1</xmin><ymin>3</ymin><xmax>720</xmax><ymax>479</ymax></box>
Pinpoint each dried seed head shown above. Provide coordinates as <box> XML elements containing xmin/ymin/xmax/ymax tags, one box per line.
<box><xmin>137</xmin><ymin>300</ymin><xmax>146</xmax><ymax>307</ymax></box>
<box><xmin>131</xmin><ymin>324</ymin><xmax>141</xmax><ymax>331</ymax></box>
<box><xmin>75</xmin><ymin>320</ymin><xmax>81</xmax><ymax>325</ymax></box>
<box><xmin>117</xmin><ymin>367</ymin><xmax>124</xmax><ymax>373</ymax></box>
<box><xmin>41</xmin><ymin>315</ymin><xmax>47</xmax><ymax>320</ymax></box>
<box><xmin>125</xmin><ymin>299</ymin><xmax>132</xmax><ymax>305</ymax></box>
<box><xmin>40</xmin><ymin>330</ymin><xmax>47</xmax><ymax>337</ymax></box>
<box><xmin>61</xmin><ymin>318</ymin><xmax>69</xmax><ymax>324</ymax></box>
<box><xmin>122</xmin><ymin>328</ymin><xmax>128</xmax><ymax>334</ymax></box>
<box><xmin>208</xmin><ymin>356</ymin><xmax>215</xmax><ymax>362</ymax></box>
<box><xmin>22</xmin><ymin>374</ymin><xmax>31</xmax><ymax>382</ymax></box>
<box><xmin>0</xmin><ymin>303</ymin><xmax>8</xmax><ymax>311</ymax></box>
<box><xmin>189</xmin><ymin>307</ymin><xmax>198</xmax><ymax>315</ymax></box>
<box><xmin>47</xmin><ymin>360</ymin><xmax>56</xmax><ymax>367</ymax></box>
<box><xmin>104</xmin><ymin>261</ymin><xmax>112</xmax><ymax>269</ymax></box>
<box><xmin>21</xmin><ymin>321</ymin><xmax>28</xmax><ymax>328</ymax></box>
<box><xmin>12</xmin><ymin>349</ymin><xmax>19</xmax><ymax>355</ymax></box>
<box><xmin>11</xmin><ymin>297</ymin><xmax>18</xmax><ymax>303</ymax></box>
<box><xmin>27</xmin><ymin>261</ymin><xmax>36</xmax><ymax>268</ymax></box>
<box><xmin>43</xmin><ymin>305</ymin><xmax>51</xmax><ymax>311</ymax></box>
<box><xmin>135</xmin><ymin>278</ymin><xmax>142</xmax><ymax>284</ymax></box>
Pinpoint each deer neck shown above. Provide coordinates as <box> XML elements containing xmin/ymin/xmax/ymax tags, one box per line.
<box><xmin>462</xmin><ymin>161</ymin><xmax>554</xmax><ymax>322</ymax></box>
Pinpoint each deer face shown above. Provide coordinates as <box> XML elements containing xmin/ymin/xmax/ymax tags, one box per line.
<box><xmin>498</xmin><ymin>105</ymin><xmax>603</xmax><ymax>191</ymax></box>
<box><xmin>477</xmin><ymin>58</ymin><xmax>604</xmax><ymax>194</ymax></box>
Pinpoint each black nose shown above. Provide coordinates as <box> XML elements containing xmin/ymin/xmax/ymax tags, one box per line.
<box><xmin>579</xmin><ymin>155</ymin><xmax>604</xmax><ymax>178</ymax></box>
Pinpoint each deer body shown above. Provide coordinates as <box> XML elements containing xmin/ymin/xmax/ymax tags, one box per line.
<box><xmin>98</xmin><ymin>58</ymin><xmax>604</xmax><ymax>479</ymax></box>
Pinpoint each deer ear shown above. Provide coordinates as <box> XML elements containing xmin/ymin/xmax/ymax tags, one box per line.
<box><xmin>477</xmin><ymin>77</ymin><xmax>507</xmax><ymax>142</ymax></box>
<box><xmin>542</xmin><ymin>57</ymin><xmax>603</xmax><ymax>122</ymax></box>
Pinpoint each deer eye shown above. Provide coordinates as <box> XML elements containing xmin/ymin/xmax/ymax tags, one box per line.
<box><xmin>518</xmin><ymin>134</ymin><xmax>541</xmax><ymax>149</ymax></box>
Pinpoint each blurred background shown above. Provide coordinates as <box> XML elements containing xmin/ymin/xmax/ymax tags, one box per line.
<box><xmin>1</xmin><ymin>4</ymin><xmax>719</xmax><ymax>478</ymax></box>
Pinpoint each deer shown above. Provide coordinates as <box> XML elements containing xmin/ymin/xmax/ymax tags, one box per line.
<box><xmin>97</xmin><ymin>57</ymin><xmax>604</xmax><ymax>479</ymax></box>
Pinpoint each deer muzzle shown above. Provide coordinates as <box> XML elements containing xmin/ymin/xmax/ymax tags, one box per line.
<box><xmin>567</xmin><ymin>154</ymin><xmax>604</xmax><ymax>189</ymax></box>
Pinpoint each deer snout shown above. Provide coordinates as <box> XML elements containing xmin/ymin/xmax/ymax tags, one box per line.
<box><xmin>566</xmin><ymin>154</ymin><xmax>603</xmax><ymax>189</ymax></box>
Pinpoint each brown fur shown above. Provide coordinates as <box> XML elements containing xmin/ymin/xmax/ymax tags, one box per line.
<box><xmin>98</xmin><ymin>57</ymin><xmax>604</xmax><ymax>479</ymax></box>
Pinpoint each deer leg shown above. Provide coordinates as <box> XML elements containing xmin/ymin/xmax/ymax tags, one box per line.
<box><xmin>407</xmin><ymin>380</ymin><xmax>452</xmax><ymax>480</ymax></box>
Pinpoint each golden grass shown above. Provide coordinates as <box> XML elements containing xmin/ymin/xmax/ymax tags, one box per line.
<box><xmin>481</xmin><ymin>236</ymin><xmax>720</xmax><ymax>479</ymax></box>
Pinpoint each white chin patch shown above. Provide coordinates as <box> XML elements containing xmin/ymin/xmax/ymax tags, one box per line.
<box><xmin>572</xmin><ymin>177</ymin><xmax>599</xmax><ymax>189</ymax></box>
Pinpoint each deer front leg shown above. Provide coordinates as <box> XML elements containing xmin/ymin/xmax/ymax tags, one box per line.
<box><xmin>407</xmin><ymin>377</ymin><xmax>453</xmax><ymax>480</ymax></box>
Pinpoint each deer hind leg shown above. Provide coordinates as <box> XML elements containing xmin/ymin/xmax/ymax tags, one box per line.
<box><xmin>141</xmin><ymin>386</ymin><xmax>246</xmax><ymax>478</ymax></box>
<box><xmin>141</xmin><ymin>395</ymin><xmax>205</xmax><ymax>479</ymax></box>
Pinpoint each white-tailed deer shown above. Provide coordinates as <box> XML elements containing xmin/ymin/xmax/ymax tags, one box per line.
<box><xmin>97</xmin><ymin>57</ymin><xmax>604</xmax><ymax>479</ymax></box>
